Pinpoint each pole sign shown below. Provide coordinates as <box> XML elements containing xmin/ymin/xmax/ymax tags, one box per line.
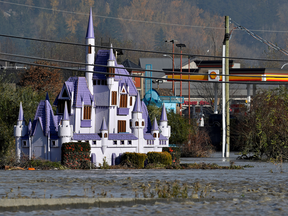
<box><xmin>208</xmin><ymin>70</ymin><xmax>219</xmax><ymax>81</ymax></box>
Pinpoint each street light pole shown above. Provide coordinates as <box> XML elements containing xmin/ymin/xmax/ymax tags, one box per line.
<box><xmin>176</xmin><ymin>43</ymin><xmax>186</xmax><ymax>116</ymax></box>
<box><xmin>188</xmin><ymin>56</ymin><xmax>191</xmax><ymax>123</ymax></box>
<box><xmin>165</xmin><ymin>40</ymin><xmax>176</xmax><ymax>93</ymax></box>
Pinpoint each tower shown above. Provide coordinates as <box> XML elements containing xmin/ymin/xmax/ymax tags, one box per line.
<box><xmin>107</xmin><ymin>44</ymin><xmax>115</xmax><ymax>90</ymax></box>
<box><xmin>58</xmin><ymin>101</ymin><xmax>73</xmax><ymax>145</ymax></box>
<box><xmin>151</xmin><ymin>117</ymin><xmax>159</xmax><ymax>140</ymax></box>
<box><xmin>131</xmin><ymin>93</ymin><xmax>145</xmax><ymax>140</ymax></box>
<box><xmin>100</xmin><ymin>117</ymin><xmax>108</xmax><ymax>154</ymax></box>
<box><xmin>159</xmin><ymin>104</ymin><xmax>170</xmax><ymax>139</ymax></box>
<box><xmin>14</xmin><ymin>102</ymin><xmax>27</xmax><ymax>160</ymax></box>
<box><xmin>85</xmin><ymin>7</ymin><xmax>95</xmax><ymax>93</ymax></box>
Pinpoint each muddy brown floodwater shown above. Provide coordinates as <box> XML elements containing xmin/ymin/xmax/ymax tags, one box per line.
<box><xmin>1</xmin><ymin>152</ymin><xmax>288</xmax><ymax>215</ymax></box>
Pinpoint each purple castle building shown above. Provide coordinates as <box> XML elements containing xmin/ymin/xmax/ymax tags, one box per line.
<box><xmin>14</xmin><ymin>8</ymin><xmax>171</xmax><ymax>166</ymax></box>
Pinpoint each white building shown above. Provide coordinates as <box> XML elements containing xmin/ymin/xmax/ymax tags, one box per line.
<box><xmin>14</xmin><ymin>8</ymin><xmax>171</xmax><ymax>166</ymax></box>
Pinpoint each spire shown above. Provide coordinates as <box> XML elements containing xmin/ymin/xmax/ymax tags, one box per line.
<box><xmin>160</xmin><ymin>104</ymin><xmax>168</xmax><ymax>121</ymax></box>
<box><xmin>45</xmin><ymin>92</ymin><xmax>50</xmax><ymax>102</ymax></box>
<box><xmin>109</xmin><ymin>44</ymin><xmax>114</xmax><ymax>61</ymax></box>
<box><xmin>151</xmin><ymin>117</ymin><xmax>159</xmax><ymax>131</ymax></box>
<box><xmin>63</xmin><ymin>101</ymin><xmax>69</xmax><ymax>121</ymax></box>
<box><xmin>18</xmin><ymin>102</ymin><xmax>24</xmax><ymax>121</ymax></box>
<box><xmin>86</xmin><ymin>8</ymin><xmax>95</xmax><ymax>38</ymax></box>
<box><xmin>100</xmin><ymin>117</ymin><xmax>108</xmax><ymax>131</ymax></box>
<box><xmin>133</xmin><ymin>93</ymin><xmax>142</xmax><ymax>112</ymax></box>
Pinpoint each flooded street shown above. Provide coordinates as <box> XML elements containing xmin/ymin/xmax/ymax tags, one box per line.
<box><xmin>1</xmin><ymin>152</ymin><xmax>288</xmax><ymax>215</ymax></box>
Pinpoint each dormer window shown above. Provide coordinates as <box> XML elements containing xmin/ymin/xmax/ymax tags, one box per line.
<box><xmin>120</xmin><ymin>94</ymin><xmax>127</xmax><ymax>108</ymax></box>
<box><xmin>83</xmin><ymin>106</ymin><xmax>91</xmax><ymax>119</ymax></box>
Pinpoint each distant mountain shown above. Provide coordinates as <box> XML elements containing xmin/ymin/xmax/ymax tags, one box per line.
<box><xmin>0</xmin><ymin>0</ymin><xmax>287</xmax><ymax>67</ymax></box>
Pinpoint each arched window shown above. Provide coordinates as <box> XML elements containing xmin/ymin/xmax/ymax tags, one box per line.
<box><xmin>153</xmin><ymin>133</ymin><xmax>157</xmax><ymax>138</ymax></box>
<box><xmin>142</xmin><ymin>121</ymin><xmax>145</xmax><ymax>126</ymax></box>
<box><xmin>135</xmin><ymin>121</ymin><xmax>139</xmax><ymax>126</ymax></box>
<box><xmin>104</xmin><ymin>133</ymin><xmax>107</xmax><ymax>138</ymax></box>
<box><xmin>158</xmin><ymin>133</ymin><xmax>160</xmax><ymax>138</ymax></box>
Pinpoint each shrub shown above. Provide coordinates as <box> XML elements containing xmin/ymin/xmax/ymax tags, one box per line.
<box><xmin>181</xmin><ymin>129</ymin><xmax>214</xmax><ymax>157</ymax></box>
<box><xmin>147</xmin><ymin>151</ymin><xmax>172</xmax><ymax>165</ymax></box>
<box><xmin>120</xmin><ymin>152</ymin><xmax>147</xmax><ymax>168</ymax></box>
<box><xmin>235</xmin><ymin>87</ymin><xmax>288</xmax><ymax>161</ymax></box>
<box><xmin>163</xmin><ymin>147</ymin><xmax>181</xmax><ymax>165</ymax></box>
<box><xmin>61</xmin><ymin>142</ymin><xmax>91</xmax><ymax>169</ymax></box>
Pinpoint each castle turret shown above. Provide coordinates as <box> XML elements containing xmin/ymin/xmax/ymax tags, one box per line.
<box><xmin>131</xmin><ymin>93</ymin><xmax>144</xmax><ymax>140</ymax></box>
<box><xmin>151</xmin><ymin>117</ymin><xmax>159</xmax><ymax>139</ymax></box>
<box><xmin>159</xmin><ymin>104</ymin><xmax>170</xmax><ymax>139</ymax></box>
<box><xmin>14</xmin><ymin>102</ymin><xmax>27</xmax><ymax>160</ymax></box>
<box><xmin>85</xmin><ymin>7</ymin><xmax>95</xmax><ymax>93</ymax></box>
<box><xmin>107</xmin><ymin>44</ymin><xmax>115</xmax><ymax>90</ymax></box>
<box><xmin>100</xmin><ymin>117</ymin><xmax>108</xmax><ymax>154</ymax></box>
<box><xmin>58</xmin><ymin>101</ymin><xmax>73</xmax><ymax>144</ymax></box>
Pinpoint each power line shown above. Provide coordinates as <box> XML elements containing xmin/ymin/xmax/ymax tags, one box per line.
<box><xmin>1</xmin><ymin>33</ymin><xmax>288</xmax><ymax>63</ymax></box>
<box><xmin>1</xmin><ymin>56</ymin><xmax>287</xmax><ymax>85</ymax></box>
<box><xmin>2</xmin><ymin>51</ymin><xmax>288</xmax><ymax>80</ymax></box>
<box><xmin>232</xmin><ymin>20</ymin><xmax>288</xmax><ymax>56</ymax></box>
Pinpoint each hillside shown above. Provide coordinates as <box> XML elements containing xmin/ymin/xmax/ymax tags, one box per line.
<box><xmin>0</xmin><ymin>0</ymin><xmax>287</xmax><ymax>67</ymax></box>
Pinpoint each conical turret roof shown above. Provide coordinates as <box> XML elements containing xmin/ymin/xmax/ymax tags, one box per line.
<box><xmin>18</xmin><ymin>102</ymin><xmax>24</xmax><ymax>121</ymax></box>
<box><xmin>63</xmin><ymin>101</ymin><xmax>69</xmax><ymax>121</ymax></box>
<box><xmin>86</xmin><ymin>8</ymin><xmax>94</xmax><ymax>38</ymax></box>
<box><xmin>100</xmin><ymin>117</ymin><xmax>108</xmax><ymax>131</ymax></box>
<box><xmin>133</xmin><ymin>93</ymin><xmax>142</xmax><ymax>112</ymax></box>
<box><xmin>151</xmin><ymin>117</ymin><xmax>159</xmax><ymax>131</ymax></box>
<box><xmin>160</xmin><ymin>104</ymin><xmax>168</xmax><ymax>121</ymax></box>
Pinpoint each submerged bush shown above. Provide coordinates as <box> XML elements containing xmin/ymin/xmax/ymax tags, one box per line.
<box><xmin>147</xmin><ymin>151</ymin><xmax>172</xmax><ymax>165</ymax></box>
<box><xmin>235</xmin><ymin>87</ymin><xmax>288</xmax><ymax>161</ymax></box>
<box><xmin>120</xmin><ymin>152</ymin><xmax>147</xmax><ymax>168</ymax></box>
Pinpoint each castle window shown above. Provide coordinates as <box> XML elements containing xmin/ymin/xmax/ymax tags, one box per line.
<box><xmin>52</xmin><ymin>141</ymin><xmax>56</xmax><ymax>146</ymax></box>
<box><xmin>83</xmin><ymin>106</ymin><xmax>91</xmax><ymax>120</ymax></box>
<box><xmin>130</xmin><ymin>96</ymin><xmax>133</xmax><ymax>106</ymax></box>
<box><xmin>111</xmin><ymin>91</ymin><xmax>117</xmax><ymax>105</ymax></box>
<box><xmin>120</xmin><ymin>94</ymin><xmax>127</xmax><ymax>108</ymax></box>
<box><xmin>88</xmin><ymin>44</ymin><xmax>92</xmax><ymax>54</ymax></box>
<box><xmin>153</xmin><ymin>133</ymin><xmax>157</xmax><ymax>138</ymax></box>
<box><xmin>102</xmin><ymin>80</ymin><xmax>105</xmax><ymax>85</ymax></box>
<box><xmin>113</xmin><ymin>140</ymin><xmax>117</xmax><ymax>145</ymax></box>
<box><xmin>107</xmin><ymin>67</ymin><xmax>115</xmax><ymax>77</ymax></box>
<box><xmin>158</xmin><ymin>133</ymin><xmax>160</xmax><ymax>138</ymax></box>
<box><xmin>135</xmin><ymin>121</ymin><xmax>139</xmax><ymax>126</ymax></box>
<box><xmin>22</xmin><ymin>141</ymin><xmax>27</xmax><ymax>147</ymax></box>
<box><xmin>128</xmin><ymin>140</ymin><xmax>132</xmax><ymax>145</ymax></box>
<box><xmin>104</xmin><ymin>133</ymin><xmax>107</xmax><ymax>138</ymax></box>
<box><xmin>93</xmin><ymin>141</ymin><xmax>97</xmax><ymax>145</ymax></box>
<box><xmin>118</xmin><ymin>120</ymin><xmax>126</xmax><ymax>133</ymax></box>
<box><xmin>121</xmin><ymin>140</ymin><xmax>124</xmax><ymax>145</ymax></box>
<box><xmin>142</xmin><ymin>121</ymin><xmax>145</xmax><ymax>126</ymax></box>
<box><xmin>93</xmin><ymin>80</ymin><xmax>97</xmax><ymax>85</ymax></box>
<box><xmin>98</xmin><ymin>80</ymin><xmax>101</xmax><ymax>85</ymax></box>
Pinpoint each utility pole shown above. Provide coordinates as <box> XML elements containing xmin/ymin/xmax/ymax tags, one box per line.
<box><xmin>225</xmin><ymin>16</ymin><xmax>230</xmax><ymax>157</ymax></box>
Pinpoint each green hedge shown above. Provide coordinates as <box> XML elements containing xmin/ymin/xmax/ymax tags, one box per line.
<box><xmin>121</xmin><ymin>152</ymin><xmax>147</xmax><ymax>168</ymax></box>
<box><xmin>147</xmin><ymin>151</ymin><xmax>172</xmax><ymax>165</ymax></box>
<box><xmin>162</xmin><ymin>147</ymin><xmax>181</xmax><ymax>165</ymax></box>
<box><xmin>61</xmin><ymin>142</ymin><xmax>91</xmax><ymax>169</ymax></box>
